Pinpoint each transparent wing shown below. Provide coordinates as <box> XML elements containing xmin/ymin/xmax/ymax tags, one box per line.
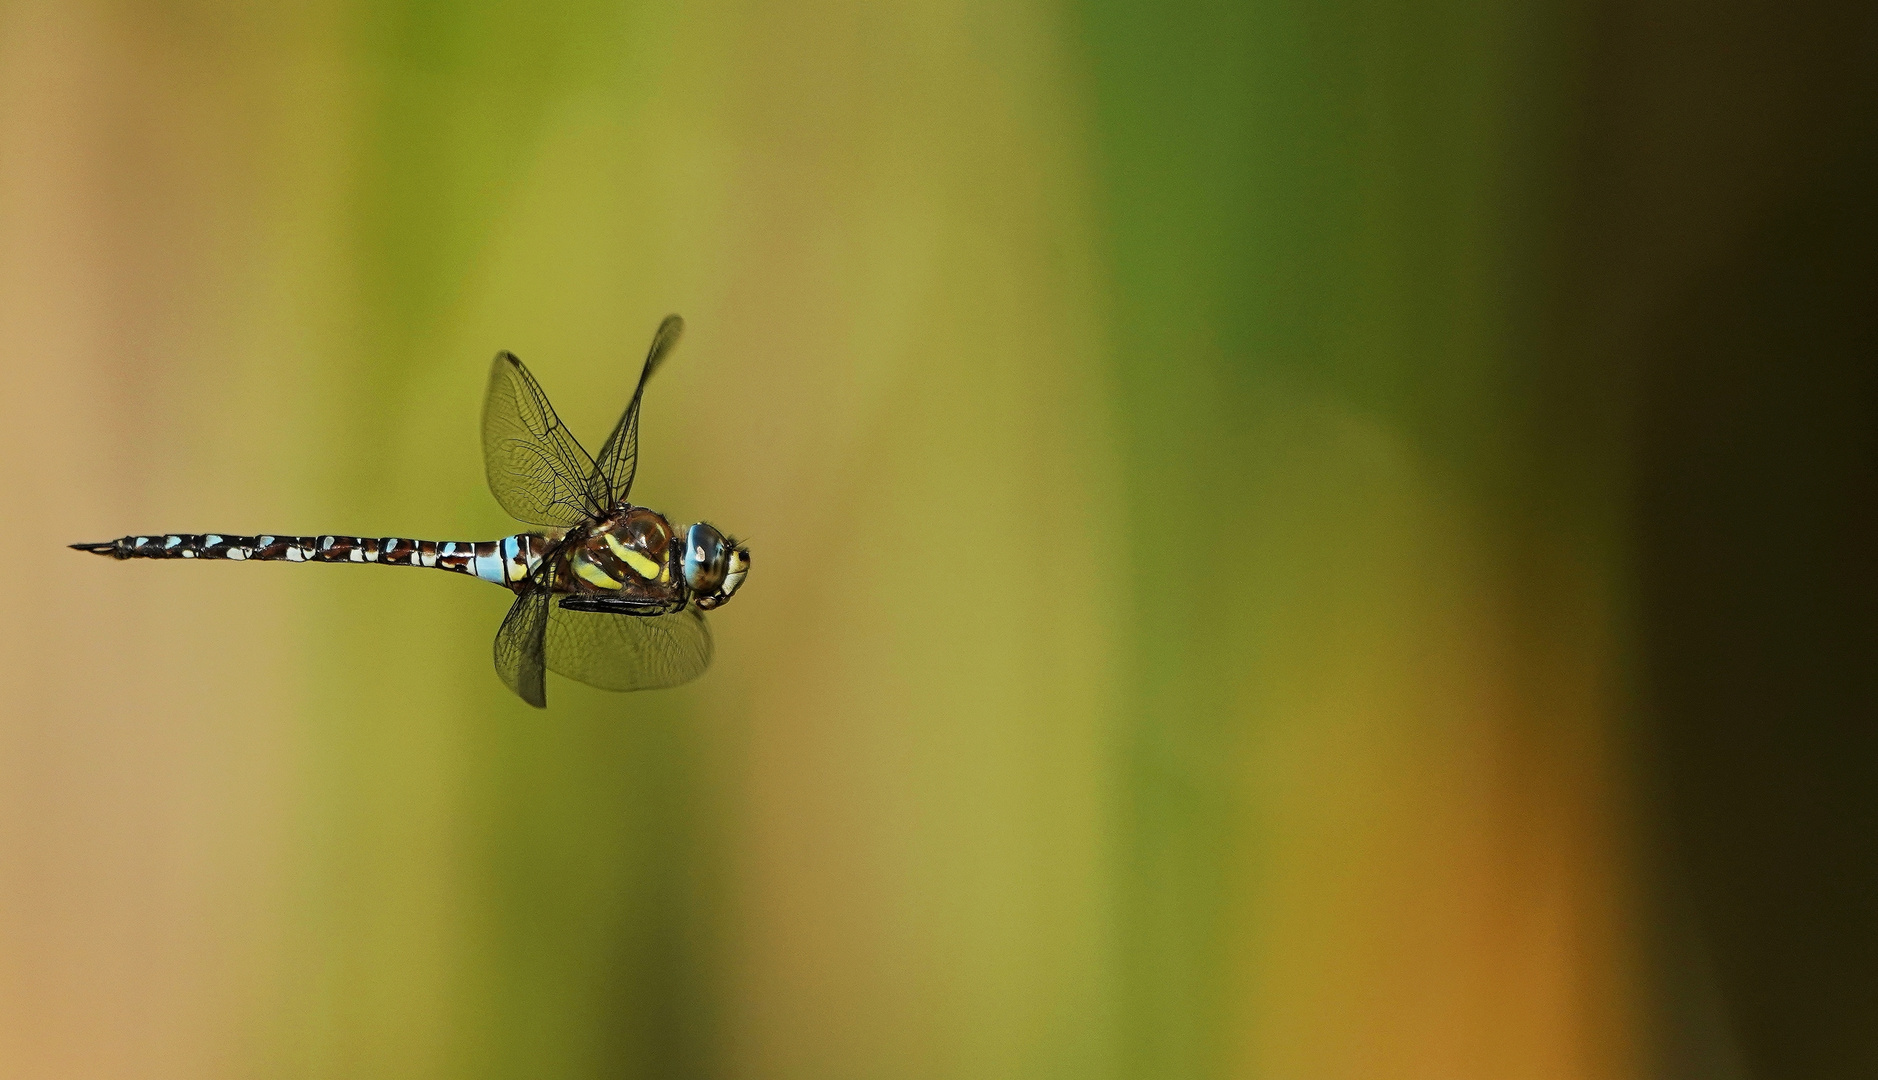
<box><xmin>591</xmin><ymin>314</ymin><xmax>684</xmax><ymax>505</ymax></box>
<box><xmin>544</xmin><ymin>601</ymin><xmax>712</xmax><ymax>692</ymax></box>
<box><xmin>493</xmin><ymin>587</ymin><xmax>552</xmax><ymax>708</ymax></box>
<box><xmin>483</xmin><ymin>351</ymin><xmax>609</xmax><ymax>527</ymax></box>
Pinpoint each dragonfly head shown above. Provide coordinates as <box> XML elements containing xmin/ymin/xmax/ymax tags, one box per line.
<box><xmin>683</xmin><ymin>523</ymin><xmax>749</xmax><ymax>610</ymax></box>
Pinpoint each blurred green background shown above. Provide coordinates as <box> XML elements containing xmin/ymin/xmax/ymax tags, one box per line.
<box><xmin>3</xmin><ymin>1</ymin><xmax>1874</xmax><ymax>1078</ymax></box>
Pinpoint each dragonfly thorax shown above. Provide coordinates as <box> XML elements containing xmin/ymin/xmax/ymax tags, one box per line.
<box><xmin>554</xmin><ymin>505</ymin><xmax>686</xmax><ymax>610</ymax></box>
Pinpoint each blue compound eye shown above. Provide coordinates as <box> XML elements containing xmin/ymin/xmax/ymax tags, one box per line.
<box><xmin>683</xmin><ymin>523</ymin><xmax>728</xmax><ymax>596</ymax></box>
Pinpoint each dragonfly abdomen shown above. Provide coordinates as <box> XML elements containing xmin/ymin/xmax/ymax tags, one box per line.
<box><xmin>71</xmin><ymin>533</ymin><xmax>545</xmax><ymax>586</ymax></box>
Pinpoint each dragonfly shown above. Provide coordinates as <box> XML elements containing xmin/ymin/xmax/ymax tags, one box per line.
<box><xmin>72</xmin><ymin>315</ymin><xmax>748</xmax><ymax>707</ymax></box>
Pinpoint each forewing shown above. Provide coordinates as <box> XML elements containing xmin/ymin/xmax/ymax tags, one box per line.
<box><xmin>544</xmin><ymin>601</ymin><xmax>712</xmax><ymax>692</ymax></box>
<box><xmin>591</xmin><ymin>314</ymin><xmax>684</xmax><ymax>504</ymax></box>
<box><xmin>493</xmin><ymin>587</ymin><xmax>551</xmax><ymax>707</ymax></box>
<box><xmin>483</xmin><ymin>351</ymin><xmax>608</xmax><ymax>526</ymax></box>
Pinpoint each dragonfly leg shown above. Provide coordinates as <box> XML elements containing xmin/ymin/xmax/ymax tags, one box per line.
<box><xmin>558</xmin><ymin>595</ymin><xmax>687</xmax><ymax>617</ymax></box>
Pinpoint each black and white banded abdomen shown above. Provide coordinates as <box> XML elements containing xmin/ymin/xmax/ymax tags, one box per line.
<box><xmin>74</xmin><ymin>532</ymin><xmax>546</xmax><ymax>586</ymax></box>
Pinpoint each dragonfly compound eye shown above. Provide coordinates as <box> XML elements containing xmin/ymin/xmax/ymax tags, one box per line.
<box><xmin>683</xmin><ymin>523</ymin><xmax>728</xmax><ymax>596</ymax></box>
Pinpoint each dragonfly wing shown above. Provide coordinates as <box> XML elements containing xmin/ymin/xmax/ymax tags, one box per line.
<box><xmin>493</xmin><ymin>587</ymin><xmax>552</xmax><ymax>707</ymax></box>
<box><xmin>483</xmin><ymin>351</ymin><xmax>609</xmax><ymax>527</ymax></box>
<box><xmin>591</xmin><ymin>314</ymin><xmax>684</xmax><ymax>506</ymax></box>
<box><xmin>544</xmin><ymin>600</ymin><xmax>712</xmax><ymax>692</ymax></box>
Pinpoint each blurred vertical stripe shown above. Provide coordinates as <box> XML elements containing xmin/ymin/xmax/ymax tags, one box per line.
<box><xmin>1081</xmin><ymin>0</ymin><xmax>1641</xmax><ymax>1077</ymax></box>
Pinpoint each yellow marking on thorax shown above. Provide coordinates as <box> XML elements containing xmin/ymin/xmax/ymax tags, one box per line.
<box><xmin>604</xmin><ymin>532</ymin><xmax>667</xmax><ymax>581</ymax></box>
<box><xmin>572</xmin><ymin>548</ymin><xmax>624</xmax><ymax>590</ymax></box>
